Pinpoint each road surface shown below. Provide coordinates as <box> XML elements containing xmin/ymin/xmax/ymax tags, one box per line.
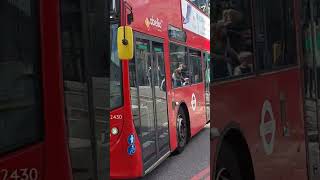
<box><xmin>141</xmin><ymin>123</ymin><xmax>210</xmax><ymax>180</ymax></box>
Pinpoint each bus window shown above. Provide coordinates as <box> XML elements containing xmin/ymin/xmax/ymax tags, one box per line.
<box><xmin>204</xmin><ymin>53</ymin><xmax>210</xmax><ymax>85</ymax></box>
<box><xmin>211</xmin><ymin>0</ymin><xmax>254</xmax><ymax>80</ymax></box>
<box><xmin>301</xmin><ymin>0</ymin><xmax>316</xmax><ymax>98</ymax></box>
<box><xmin>110</xmin><ymin>24</ymin><xmax>123</xmax><ymax>109</ymax></box>
<box><xmin>189</xmin><ymin>0</ymin><xmax>210</xmax><ymax>16</ymax></box>
<box><xmin>312</xmin><ymin>1</ymin><xmax>320</xmax><ymax>98</ymax></box>
<box><xmin>128</xmin><ymin>53</ymin><xmax>140</xmax><ymax>133</ymax></box>
<box><xmin>170</xmin><ymin>43</ymin><xmax>190</xmax><ymax>87</ymax></box>
<box><xmin>189</xmin><ymin>49</ymin><xmax>203</xmax><ymax>84</ymax></box>
<box><xmin>256</xmin><ymin>0</ymin><xmax>297</xmax><ymax>70</ymax></box>
<box><xmin>0</xmin><ymin>0</ymin><xmax>43</xmax><ymax>154</ymax></box>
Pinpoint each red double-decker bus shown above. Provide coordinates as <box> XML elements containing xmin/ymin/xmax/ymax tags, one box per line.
<box><xmin>1</xmin><ymin>0</ymin><xmax>110</xmax><ymax>180</ymax></box>
<box><xmin>110</xmin><ymin>0</ymin><xmax>210</xmax><ymax>178</ymax></box>
<box><xmin>210</xmin><ymin>0</ymin><xmax>320</xmax><ymax>180</ymax></box>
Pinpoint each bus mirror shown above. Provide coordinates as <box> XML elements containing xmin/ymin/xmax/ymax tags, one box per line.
<box><xmin>127</xmin><ymin>12</ymin><xmax>134</xmax><ymax>25</ymax></box>
<box><xmin>117</xmin><ymin>26</ymin><xmax>134</xmax><ymax>60</ymax></box>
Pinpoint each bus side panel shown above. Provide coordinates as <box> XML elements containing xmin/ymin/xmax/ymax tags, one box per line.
<box><xmin>174</xmin><ymin>84</ymin><xmax>206</xmax><ymax>137</ymax></box>
<box><xmin>273</xmin><ymin>70</ymin><xmax>307</xmax><ymax>179</ymax></box>
<box><xmin>212</xmin><ymin>69</ymin><xmax>307</xmax><ymax>180</ymax></box>
<box><xmin>41</xmin><ymin>0</ymin><xmax>73</xmax><ymax>179</ymax></box>
<box><xmin>163</xmin><ymin>40</ymin><xmax>179</xmax><ymax>152</ymax></box>
<box><xmin>110</xmin><ymin>107</ymin><xmax>143</xmax><ymax>178</ymax></box>
<box><xmin>110</xmin><ymin>61</ymin><xmax>143</xmax><ymax>179</ymax></box>
<box><xmin>128</xmin><ymin>0</ymin><xmax>182</xmax><ymax>40</ymax></box>
<box><xmin>0</xmin><ymin>144</ymin><xmax>43</xmax><ymax>180</ymax></box>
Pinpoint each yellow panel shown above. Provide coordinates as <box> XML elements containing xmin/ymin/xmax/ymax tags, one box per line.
<box><xmin>117</xmin><ymin>26</ymin><xmax>134</xmax><ymax>60</ymax></box>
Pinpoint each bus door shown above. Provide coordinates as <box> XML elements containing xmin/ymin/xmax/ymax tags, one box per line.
<box><xmin>129</xmin><ymin>33</ymin><xmax>170</xmax><ymax>173</ymax></box>
<box><xmin>302</xmin><ymin>0</ymin><xmax>320</xmax><ymax>179</ymax></box>
<box><xmin>60</xmin><ymin>0</ymin><xmax>108</xmax><ymax>179</ymax></box>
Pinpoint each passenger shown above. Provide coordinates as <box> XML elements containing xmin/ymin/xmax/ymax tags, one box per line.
<box><xmin>180</xmin><ymin>63</ymin><xmax>188</xmax><ymax>78</ymax></box>
<box><xmin>172</xmin><ymin>63</ymin><xmax>189</xmax><ymax>87</ymax></box>
<box><xmin>224</xmin><ymin>9</ymin><xmax>244</xmax><ymax>53</ymax></box>
<box><xmin>172</xmin><ymin>63</ymin><xmax>184</xmax><ymax>87</ymax></box>
<box><xmin>233</xmin><ymin>51</ymin><xmax>253</xmax><ymax>76</ymax></box>
<box><xmin>160</xmin><ymin>78</ymin><xmax>166</xmax><ymax>91</ymax></box>
<box><xmin>182</xmin><ymin>78</ymin><xmax>190</xmax><ymax>86</ymax></box>
<box><xmin>195</xmin><ymin>74</ymin><xmax>199</xmax><ymax>83</ymax></box>
<box><xmin>212</xmin><ymin>9</ymin><xmax>241</xmax><ymax>78</ymax></box>
<box><xmin>147</xmin><ymin>66</ymin><xmax>152</xmax><ymax>85</ymax></box>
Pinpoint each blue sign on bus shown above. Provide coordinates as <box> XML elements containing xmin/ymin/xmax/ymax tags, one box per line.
<box><xmin>128</xmin><ymin>144</ymin><xmax>136</xmax><ymax>155</ymax></box>
<box><xmin>128</xmin><ymin>134</ymin><xmax>134</xmax><ymax>145</ymax></box>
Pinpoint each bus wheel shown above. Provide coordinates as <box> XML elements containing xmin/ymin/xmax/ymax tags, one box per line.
<box><xmin>175</xmin><ymin>108</ymin><xmax>187</xmax><ymax>154</ymax></box>
<box><xmin>216</xmin><ymin>142</ymin><xmax>242</xmax><ymax>180</ymax></box>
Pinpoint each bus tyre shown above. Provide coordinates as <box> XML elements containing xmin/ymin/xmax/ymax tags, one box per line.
<box><xmin>216</xmin><ymin>142</ymin><xmax>242</xmax><ymax>180</ymax></box>
<box><xmin>175</xmin><ymin>108</ymin><xmax>187</xmax><ymax>154</ymax></box>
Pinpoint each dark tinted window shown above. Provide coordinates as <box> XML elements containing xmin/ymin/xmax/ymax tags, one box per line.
<box><xmin>204</xmin><ymin>52</ymin><xmax>210</xmax><ymax>84</ymax></box>
<box><xmin>301</xmin><ymin>0</ymin><xmax>315</xmax><ymax>99</ymax></box>
<box><xmin>314</xmin><ymin>2</ymin><xmax>320</xmax><ymax>99</ymax></box>
<box><xmin>110</xmin><ymin>24</ymin><xmax>123</xmax><ymax>109</ymax></box>
<box><xmin>255</xmin><ymin>0</ymin><xmax>297</xmax><ymax>70</ymax></box>
<box><xmin>211</xmin><ymin>0</ymin><xmax>254</xmax><ymax>80</ymax></box>
<box><xmin>0</xmin><ymin>0</ymin><xmax>43</xmax><ymax>154</ymax></box>
<box><xmin>189</xmin><ymin>49</ymin><xmax>203</xmax><ymax>84</ymax></box>
<box><xmin>168</xmin><ymin>25</ymin><xmax>187</xmax><ymax>43</ymax></box>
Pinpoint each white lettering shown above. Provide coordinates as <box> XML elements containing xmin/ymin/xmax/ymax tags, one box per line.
<box><xmin>9</xmin><ymin>170</ymin><xmax>19</xmax><ymax>180</ymax></box>
<box><xmin>20</xmin><ymin>169</ymin><xmax>28</xmax><ymax>180</ymax></box>
<box><xmin>149</xmin><ymin>16</ymin><xmax>163</xmax><ymax>29</ymax></box>
<box><xmin>1</xmin><ymin>169</ymin><xmax>38</xmax><ymax>180</ymax></box>
<box><xmin>29</xmin><ymin>168</ymin><xmax>38</xmax><ymax>180</ymax></box>
<box><xmin>1</xmin><ymin>169</ymin><xmax>9</xmax><ymax>180</ymax></box>
<box><xmin>110</xmin><ymin>114</ymin><xmax>123</xmax><ymax>120</ymax></box>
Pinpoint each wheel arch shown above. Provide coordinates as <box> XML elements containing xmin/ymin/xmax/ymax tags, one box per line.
<box><xmin>213</xmin><ymin>122</ymin><xmax>255</xmax><ymax>180</ymax></box>
<box><xmin>177</xmin><ymin>102</ymin><xmax>191</xmax><ymax>142</ymax></box>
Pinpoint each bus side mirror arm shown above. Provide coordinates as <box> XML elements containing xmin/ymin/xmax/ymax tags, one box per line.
<box><xmin>127</xmin><ymin>12</ymin><xmax>134</xmax><ymax>25</ymax></box>
<box><xmin>123</xmin><ymin>1</ymin><xmax>134</xmax><ymax>25</ymax></box>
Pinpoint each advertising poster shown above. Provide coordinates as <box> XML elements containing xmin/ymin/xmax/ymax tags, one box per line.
<box><xmin>181</xmin><ymin>0</ymin><xmax>210</xmax><ymax>40</ymax></box>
